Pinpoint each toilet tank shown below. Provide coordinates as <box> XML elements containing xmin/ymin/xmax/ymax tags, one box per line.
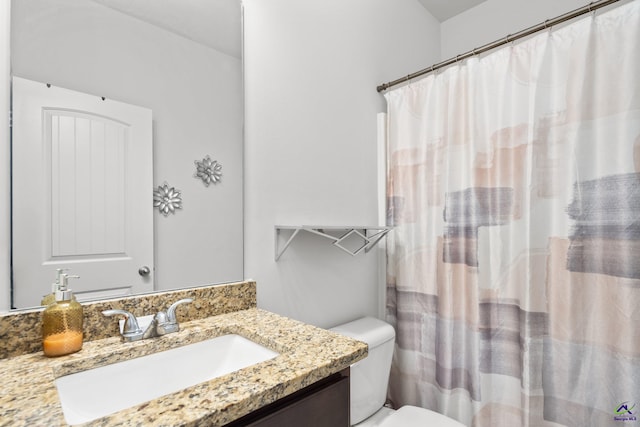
<box><xmin>331</xmin><ymin>317</ymin><xmax>395</xmax><ymax>425</ymax></box>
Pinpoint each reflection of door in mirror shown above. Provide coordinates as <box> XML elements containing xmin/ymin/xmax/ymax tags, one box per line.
<box><xmin>12</xmin><ymin>77</ymin><xmax>153</xmax><ymax>308</ymax></box>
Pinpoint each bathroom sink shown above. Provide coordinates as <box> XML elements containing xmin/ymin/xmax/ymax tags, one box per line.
<box><xmin>55</xmin><ymin>334</ymin><xmax>279</xmax><ymax>425</ymax></box>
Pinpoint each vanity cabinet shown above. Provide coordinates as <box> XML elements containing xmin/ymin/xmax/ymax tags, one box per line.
<box><xmin>225</xmin><ymin>368</ymin><xmax>350</xmax><ymax>427</ymax></box>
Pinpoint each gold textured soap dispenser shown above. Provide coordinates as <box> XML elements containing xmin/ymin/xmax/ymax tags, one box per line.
<box><xmin>42</xmin><ymin>273</ymin><xmax>83</xmax><ymax>357</ymax></box>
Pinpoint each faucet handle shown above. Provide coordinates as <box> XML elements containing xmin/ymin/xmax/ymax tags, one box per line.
<box><xmin>102</xmin><ymin>309</ymin><xmax>143</xmax><ymax>338</ymax></box>
<box><xmin>166</xmin><ymin>298</ymin><xmax>194</xmax><ymax>323</ymax></box>
<box><xmin>155</xmin><ymin>298</ymin><xmax>193</xmax><ymax>335</ymax></box>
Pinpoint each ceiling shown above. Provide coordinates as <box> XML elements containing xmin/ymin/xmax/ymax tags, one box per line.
<box><xmin>89</xmin><ymin>0</ymin><xmax>242</xmax><ymax>58</ymax></box>
<box><xmin>88</xmin><ymin>0</ymin><xmax>485</xmax><ymax>58</ymax></box>
<box><xmin>418</xmin><ymin>0</ymin><xmax>487</xmax><ymax>22</ymax></box>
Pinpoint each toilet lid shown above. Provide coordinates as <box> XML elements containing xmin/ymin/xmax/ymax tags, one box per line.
<box><xmin>379</xmin><ymin>406</ymin><xmax>465</xmax><ymax>427</ymax></box>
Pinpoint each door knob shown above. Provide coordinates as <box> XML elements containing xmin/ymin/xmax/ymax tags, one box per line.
<box><xmin>138</xmin><ymin>266</ymin><xmax>151</xmax><ymax>276</ymax></box>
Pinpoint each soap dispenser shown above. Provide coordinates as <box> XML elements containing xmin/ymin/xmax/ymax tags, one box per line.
<box><xmin>42</xmin><ymin>274</ymin><xmax>83</xmax><ymax>357</ymax></box>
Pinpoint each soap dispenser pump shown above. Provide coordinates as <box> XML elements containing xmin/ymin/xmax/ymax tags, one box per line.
<box><xmin>42</xmin><ymin>274</ymin><xmax>83</xmax><ymax>357</ymax></box>
<box><xmin>41</xmin><ymin>268</ymin><xmax>68</xmax><ymax>306</ymax></box>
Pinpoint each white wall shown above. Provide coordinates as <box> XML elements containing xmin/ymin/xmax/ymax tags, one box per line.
<box><xmin>9</xmin><ymin>0</ymin><xmax>243</xmax><ymax>304</ymax></box>
<box><xmin>243</xmin><ymin>0</ymin><xmax>440</xmax><ymax>328</ymax></box>
<box><xmin>442</xmin><ymin>0</ymin><xmax>606</xmax><ymax>59</ymax></box>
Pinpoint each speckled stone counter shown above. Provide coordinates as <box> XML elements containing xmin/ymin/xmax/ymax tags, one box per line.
<box><xmin>0</xmin><ymin>281</ymin><xmax>256</xmax><ymax>359</ymax></box>
<box><xmin>0</xmin><ymin>308</ymin><xmax>367</xmax><ymax>426</ymax></box>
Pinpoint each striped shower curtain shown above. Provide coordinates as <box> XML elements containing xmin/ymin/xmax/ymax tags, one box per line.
<box><xmin>384</xmin><ymin>2</ymin><xmax>640</xmax><ymax>426</ymax></box>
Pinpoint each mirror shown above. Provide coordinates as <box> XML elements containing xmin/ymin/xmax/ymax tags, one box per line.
<box><xmin>10</xmin><ymin>0</ymin><xmax>243</xmax><ymax>309</ymax></box>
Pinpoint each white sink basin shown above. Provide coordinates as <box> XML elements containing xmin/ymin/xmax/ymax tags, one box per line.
<box><xmin>55</xmin><ymin>334</ymin><xmax>279</xmax><ymax>425</ymax></box>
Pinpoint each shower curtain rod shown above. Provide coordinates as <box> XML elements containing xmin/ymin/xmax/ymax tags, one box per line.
<box><xmin>376</xmin><ymin>0</ymin><xmax>623</xmax><ymax>92</ymax></box>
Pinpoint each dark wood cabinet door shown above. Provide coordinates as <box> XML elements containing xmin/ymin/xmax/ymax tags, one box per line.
<box><xmin>226</xmin><ymin>369</ymin><xmax>350</xmax><ymax>427</ymax></box>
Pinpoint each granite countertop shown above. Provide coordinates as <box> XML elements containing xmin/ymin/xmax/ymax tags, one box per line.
<box><xmin>0</xmin><ymin>308</ymin><xmax>367</xmax><ymax>426</ymax></box>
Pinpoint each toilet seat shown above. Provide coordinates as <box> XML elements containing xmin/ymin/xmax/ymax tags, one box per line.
<box><xmin>378</xmin><ymin>406</ymin><xmax>465</xmax><ymax>427</ymax></box>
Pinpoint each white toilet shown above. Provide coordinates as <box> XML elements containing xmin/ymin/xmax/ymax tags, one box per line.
<box><xmin>331</xmin><ymin>317</ymin><xmax>465</xmax><ymax>427</ymax></box>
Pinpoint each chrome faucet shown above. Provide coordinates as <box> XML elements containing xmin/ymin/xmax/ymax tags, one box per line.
<box><xmin>102</xmin><ymin>298</ymin><xmax>193</xmax><ymax>342</ymax></box>
<box><xmin>155</xmin><ymin>298</ymin><xmax>193</xmax><ymax>336</ymax></box>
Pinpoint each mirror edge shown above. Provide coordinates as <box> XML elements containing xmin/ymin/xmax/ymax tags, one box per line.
<box><xmin>1</xmin><ymin>0</ymin><xmax>10</xmax><ymax>312</ymax></box>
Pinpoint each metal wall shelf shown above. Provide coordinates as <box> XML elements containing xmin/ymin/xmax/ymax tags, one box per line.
<box><xmin>275</xmin><ymin>225</ymin><xmax>391</xmax><ymax>261</ymax></box>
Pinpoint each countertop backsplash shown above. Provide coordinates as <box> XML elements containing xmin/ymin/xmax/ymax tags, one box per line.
<box><xmin>0</xmin><ymin>280</ymin><xmax>257</xmax><ymax>359</ymax></box>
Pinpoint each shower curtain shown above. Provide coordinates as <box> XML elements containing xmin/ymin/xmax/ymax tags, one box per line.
<box><xmin>384</xmin><ymin>2</ymin><xmax>640</xmax><ymax>427</ymax></box>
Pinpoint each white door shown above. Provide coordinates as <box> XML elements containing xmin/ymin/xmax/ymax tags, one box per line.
<box><xmin>12</xmin><ymin>77</ymin><xmax>154</xmax><ymax>308</ymax></box>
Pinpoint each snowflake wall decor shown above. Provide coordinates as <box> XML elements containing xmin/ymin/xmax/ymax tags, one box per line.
<box><xmin>194</xmin><ymin>155</ymin><xmax>222</xmax><ymax>186</ymax></box>
<box><xmin>153</xmin><ymin>182</ymin><xmax>182</xmax><ymax>216</ymax></box>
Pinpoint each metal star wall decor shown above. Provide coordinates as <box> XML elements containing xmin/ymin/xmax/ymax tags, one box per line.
<box><xmin>194</xmin><ymin>155</ymin><xmax>222</xmax><ymax>186</ymax></box>
<box><xmin>153</xmin><ymin>182</ymin><xmax>183</xmax><ymax>216</ymax></box>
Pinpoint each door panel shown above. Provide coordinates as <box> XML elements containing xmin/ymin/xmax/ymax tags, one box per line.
<box><xmin>12</xmin><ymin>77</ymin><xmax>153</xmax><ymax>307</ymax></box>
<box><xmin>50</xmin><ymin>111</ymin><xmax>127</xmax><ymax>257</ymax></box>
